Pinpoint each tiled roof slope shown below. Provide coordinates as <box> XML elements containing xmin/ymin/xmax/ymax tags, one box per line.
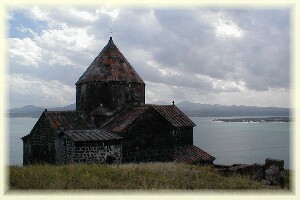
<box><xmin>63</xmin><ymin>129</ymin><xmax>122</xmax><ymax>142</ymax></box>
<box><xmin>152</xmin><ymin>105</ymin><xmax>196</xmax><ymax>127</ymax></box>
<box><xmin>76</xmin><ymin>37</ymin><xmax>144</xmax><ymax>85</ymax></box>
<box><xmin>102</xmin><ymin>106</ymin><xmax>148</xmax><ymax>133</ymax></box>
<box><xmin>174</xmin><ymin>145</ymin><xmax>216</xmax><ymax>164</ymax></box>
<box><xmin>45</xmin><ymin>111</ymin><xmax>96</xmax><ymax>132</ymax></box>
<box><xmin>102</xmin><ymin>104</ymin><xmax>195</xmax><ymax>133</ymax></box>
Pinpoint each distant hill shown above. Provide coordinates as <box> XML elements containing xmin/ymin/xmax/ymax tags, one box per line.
<box><xmin>176</xmin><ymin>101</ymin><xmax>289</xmax><ymax>117</ymax></box>
<box><xmin>48</xmin><ymin>103</ymin><xmax>76</xmax><ymax>111</ymax></box>
<box><xmin>9</xmin><ymin>105</ymin><xmax>45</xmax><ymax>114</ymax></box>
<box><xmin>150</xmin><ymin>101</ymin><xmax>170</xmax><ymax>105</ymax></box>
<box><xmin>8</xmin><ymin>104</ymin><xmax>76</xmax><ymax>118</ymax></box>
<box><xmin>8</xmin><ymin>105</ymin><xmax>45</xmax><ymax>118</ymax></box>
<box><xmin>8</xmin><ymin>101</ymin><xmax>289</xmax><ymax>118</ymax></box>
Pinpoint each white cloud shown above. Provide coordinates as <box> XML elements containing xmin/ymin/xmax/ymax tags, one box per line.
<box><xmin>48</xmin><ymin>53</ymin><xmax>75</xmax><ymax>66</ymax></box>
<box><xmin>16</xmin><ymin>26</ymin><xmax>36</xmax><ymax>36</ymax></box>
<box><xmin>194</xmin><ymin>73</ymin><xmax>245</xmax><ymax>92</ymax></box>
<box><xmin>215</xmin><ymin>13</ymin><xmax>244</xmax><ymax>38</ymax></box>
<box><xmin>146</xmin><ymin>80</ymin><xmax>289</xmax><ymax>108</ymax></box>
<box><xmin>146</xmin><ymin>81</ymin><xmax>211</xmax><ymax>105</ymax></box>
<box><xmin>36</xmin><ymin>28</ymin><xmax>95</xmax><ymax>51</ymax></box>
<box><xmin>8</xmin><ymin>27</ymin><xmax>95</xmax><ymax>79</ymax></box>
<box><xmin>211</xmin><ymin>79</ymin><xmax>246</xmax><ymax>92</ymax></box>
<box><xmin>140</xmin><ymin>58</ymin><xmax>245</xmax><ymax>93</ymax></box>
<box><xmin>31</xmin><ymin>6</ymin><xmax>49</xmax><ymax>21</ymax></box>
<box><xmin>96</xmin><ymin>7</ymin><xmax>120</xmax><ymax>20</ymax></box>
<box><xmin>147</xmin><ymin>60</ymin><xmax>180</xmax><ymax>76</ymax></box>
<box><xmin>145</xmin><ymin>81</ymin><xmax>174</xmax><ymax>104</ymax></box>
<box><xmin>7</xmin><ymin>8</ymin><xmax>290</xmax><ymax>108</ymax></box>
<box><xmin>197</xmin><ymin>10</ymin><xmax>244</xmax><ymax>38</ymax></box>
<box><xmin>69</xmin><ymin>8</ymin><xmax>99</xmax><ymax>22</ymax></box>
<box><xmin>9</xmin><ymin>38</ymin><xmax>42</xmax><ymax>67</ymax></box>
<box><xmin>9</xmin><ymin>74</ymin><xmax>75</xmax><ymax>107</ymax></box>
<box><xmin>28</xmin><ymin>7</ymin><xmax>103</xmax><ymax>29</ymax></box>
<box><xmin>198</xmin><ymin>88</ymin><xmax>290</xmax><ymax>107</ymax></box>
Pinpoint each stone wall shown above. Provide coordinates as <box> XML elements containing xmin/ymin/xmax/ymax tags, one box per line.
<box><xmin>172</xmin><ymin>127</ymin><xmax>193</xmax><ymax>147</ymax></box>
<box><xmin>76</xmin><ymin>81</ymin><xmax>145</xmax><ymax>115</ymax></box>
<box><xmin>23</xmin><ymin>115</ymin><xmax>56</xmax><ymax>165</ymax></box>
<box><xmin>120</xmin><ymin>109</ymin><xmax>193</xmax><ymax>163</ymax></box>
<box><xmin>265</xmin><ymin>158</ymin><xmax>285</xmax><ymax>187</ymax></box>
<box><xmin>122</xmin><ymin>110</ymin><xmax>172</xmax><ymax>152</ymax></box>
<box><xmin>215</xmin><ymin>158</ymin><xmax>285</xmax><ymax>188</ymax></box>
<box><xmin>58</xmin><ymin>136</ymin><xmax>122</xmax><ymax>164</ymax></box>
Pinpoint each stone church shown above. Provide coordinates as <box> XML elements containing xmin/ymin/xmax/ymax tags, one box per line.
<box><xmin>22</xmin><ymin>37</ymin><xmax>215</xmax><ymax>165</ymax></box>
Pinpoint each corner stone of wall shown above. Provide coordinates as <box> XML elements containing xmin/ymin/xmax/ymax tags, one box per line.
<box><xmin>265</xmin><ymin>158</ymin><xmax>284</xmax><ymax>187</ymax></box>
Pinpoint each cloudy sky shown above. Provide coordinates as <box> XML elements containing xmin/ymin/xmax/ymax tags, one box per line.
<box><xmin>7</xmin><ymin>6</ymin><xmax>290</xmax><ymax>109</ymax></box>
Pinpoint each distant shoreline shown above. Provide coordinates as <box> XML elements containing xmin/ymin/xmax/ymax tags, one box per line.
<box><xmin>8</xmin><ymin>102</ymin><xmax>290</xmax><ymax>119</ymax></box>
<box><xmin>8</xmin><ymin>114</ymin><xmax>41</xmax><ymax>118</ymax></box>
<box><xmin>213</xmin><ymin>117</ymin><xmax>290</xmax><ymax>123</ymax></box>
<box><xmin>8</xmin><ymin>114</ymin><xmax>291</xmax><ymax>119</ymax></box>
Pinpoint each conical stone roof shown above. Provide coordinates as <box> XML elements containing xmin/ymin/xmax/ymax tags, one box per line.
<box><xmin>76</xmin><ymin>37</ymin><xmax>145</xmax><ymax>85</ymax></box>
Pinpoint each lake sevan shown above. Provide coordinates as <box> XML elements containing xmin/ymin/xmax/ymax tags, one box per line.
<box><xmin>7</xmin><ymin>116</ymin><xmax>291</xmax><ymax>169</ymax></box>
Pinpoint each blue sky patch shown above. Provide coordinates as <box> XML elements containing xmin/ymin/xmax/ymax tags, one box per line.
<box><xmin>8</xmin><ymin>9</ymin><xmax>48</xmax><ymax>38</ymax></box>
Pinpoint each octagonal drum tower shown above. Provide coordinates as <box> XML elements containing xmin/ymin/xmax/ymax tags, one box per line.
<box><xmin>76</xmin><ymin>37</ymin><xmax>145</xmax><ymax>118</ymax></box>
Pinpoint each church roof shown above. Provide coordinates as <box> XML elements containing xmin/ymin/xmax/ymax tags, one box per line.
<box><xmin>101</xmin><ymin>106</ymin><xmax>148</xmax><ymax>132</ymax></box>
<box><xmin>22</xmin><ymin>110</ymin><xmax>97</xmax><ymax>140</ymax></box>
<box><xmin>44</xmin><ymin>111</ymin><xmax>96</xmax><ymax>132</ymax></box>
<box><xmin>152</xmin><ymin>105</ymin><xmax>196</xmax><ymax>127</ymax></box>
<box><xmin>174</xmin><ymin>145</ymin><xmax>216</xmax><ymax>164</ymax></box>
<box><xmin>76</xmin><ymin>37</ymin><xmax>144</xmax><ymax>85</ymax></box>
<box><xmin>63</xmin><ymin>129</ymin><xmax>122</xmax><ymax>142</ymax></box>
<box><xmin>102</xmin><ymin>104</ymin><xmax>195</xmax><ymax>133</ymax></box>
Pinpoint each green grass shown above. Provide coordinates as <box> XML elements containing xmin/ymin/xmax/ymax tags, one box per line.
<box><xmin>8</xmin><ymin>162</ymin><xmax>291</xmax><ymax>190</ymax></box>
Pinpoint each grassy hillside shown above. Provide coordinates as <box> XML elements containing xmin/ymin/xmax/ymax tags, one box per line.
<box><xmin>8</xmin><ymin>162</ymin><xmax>291</xmax><ymax>190</ymax></box>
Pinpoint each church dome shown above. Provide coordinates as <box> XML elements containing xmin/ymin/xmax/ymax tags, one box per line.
<box><xmin>76</xmin><ymin>37</ymin><xmax>145</xmax><ymax>85</ymax></box>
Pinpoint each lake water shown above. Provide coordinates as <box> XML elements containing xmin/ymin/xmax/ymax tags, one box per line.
<box><xmin>192</xmin><ymin>117</ymin><xmax>290</xmax><ymax>168</ymax></box>
<box><xmin>8</xmin><ymin>117</ymin><xmax>291</xmax><ymax>169</ymax></box>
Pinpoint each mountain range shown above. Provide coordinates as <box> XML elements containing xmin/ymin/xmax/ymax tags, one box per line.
<box><xmin>8</xmin><ymin>104</ymin><xmax>76</xmax><ymax>118</ymax></box>
<box><xmin>175</xmin><ymin>101</ymin><xmax>289</xmax><ymax>117</ymax></box>
<box><xmin>7</xmin><ymin>101</ymin><xmax>289</xmax><ymax>118</ymax></box>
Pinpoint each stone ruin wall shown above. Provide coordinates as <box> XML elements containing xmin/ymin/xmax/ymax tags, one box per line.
<box><xmin>58</xmin><ymin>137</ymin><xmax>122</xmax><ymax>164</ymax></box>
<box><xmin>215</xmin><ymin>158</ymin><xmax>285</xmax><ymax>188</ymax></box>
